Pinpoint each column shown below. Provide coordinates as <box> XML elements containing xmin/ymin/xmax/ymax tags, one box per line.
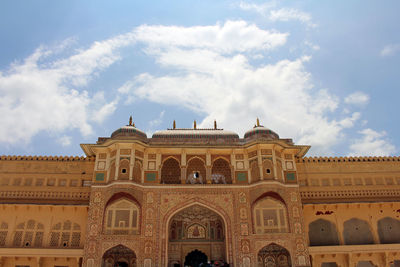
<box><xmin>129</xmin><ymin>148</ymin><xmax>136</xmax><ymax>180</ymax></box>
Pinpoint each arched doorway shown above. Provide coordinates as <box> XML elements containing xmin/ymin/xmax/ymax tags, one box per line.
<box><xmin>168</xmin><ymin>205</ymin><xmax>226</xmax><ymax>266</ymax></box>
<box><xmin>257</xmin><ymin>243</ymin><xmax>291</xmax><ymax>267</ymax></box>
<box><xmin>102</xmin><ymin>245</ymin><xmax>137</xmax><ymax>267</ymax></box>
<box><xmin>184</xmin><ymin>249</ymin><xmax>208</xmax><ymax>267</ymax></box>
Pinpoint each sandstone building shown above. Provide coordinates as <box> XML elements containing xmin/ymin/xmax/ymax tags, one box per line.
<box><xmin>0</xmin><ymin>117</ymin><xmax>399</xmax><ymax>267</ymax></box>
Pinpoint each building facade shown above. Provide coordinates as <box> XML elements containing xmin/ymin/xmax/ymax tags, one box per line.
<box><xmin>0</xmin><ymin>118</ymin><xmax>399</xmax><ymax>267</ymax></box>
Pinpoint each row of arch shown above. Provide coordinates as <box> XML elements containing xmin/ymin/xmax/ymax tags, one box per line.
<box><xmin>102</xmin><ymin>243</ymin><xmax>292</xmax><ymax>267</ymax></box>
<box><xmin>108</xmin><ymin>157</ymin><xmax>285</xmax><ymax>184</ymax></box>
<box><xmin>0</xmin><ymin>219</ymin><xmax>81</xmax><ymax>248</ymax></box>
<box><xmin>309</xmin><ymin>217</ymin><xmax>400</xmax><ymax>246</ymax></box>
<box><xmin>161</xmin><ymin>157</ymin><xmax>232</xmax><ymax>184</ymax></box>
<box><xmin>101</xmin><ymin>191</ymin><xmax>291</xmax><ymax>236</ymax></box>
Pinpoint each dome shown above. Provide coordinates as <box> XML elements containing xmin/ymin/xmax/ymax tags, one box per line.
<box><xmin>111</xmin><ymin>125</ymin><xmax>147</xmax><ymax>141</ymax></box>
<box><xmin>151</xmin><ymin>129</ymin><xmax>239</xmax><ymax>145</ymax></box>
<box><xmin>244</xmin><ymin>125</ymin><xmax>279</xmax><ymax>142</ymax></box>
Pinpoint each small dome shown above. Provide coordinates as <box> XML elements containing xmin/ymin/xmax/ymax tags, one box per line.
<box><xmin>111</xmin><ymin>125</ymin><xmax>147</xmax><ymax>141</ymax></box>
<box><xmin>244</xmin><ymin>125</ymin><xmax>279</xmax><ymax>142</ymax></box>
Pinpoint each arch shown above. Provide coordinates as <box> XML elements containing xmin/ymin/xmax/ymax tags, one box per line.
<box><xmin>308</xmin><ymin>219</ymin><xmax>340</xmax><ymax>246</ymax></box>
<box><xmin>163</xmin><ymin>200</ymin><xmax>232</xmax><ymax>266</ymax></box>
<box><xmin>161</xmin><ymin>157</ymin><xmax>181</xmax><ymax>184</ymax></box>
<box><xmin>252</xmin><ymin>194</ymin><xmax>289</xmax><ymax>234</ymax></box>
<box><xmin>250</xmin><ymin>160</ymin><xmax>261</xmax><ymax>183</ymax></box>
<box><xmin>132</xmin><ymin>160</ymin><xmax>142</xmax><ymax>183</ymax></box>
<box><xmin>49</xmin><ymin>220</ymin><xmax>81</xmax><ymax>248</ymax></box>
<box><xmin>257</xmin><ymin>243</ymin><xmax>291</xmax><ymax>267</ymax></box>
<box><xmin>12</xmin><ymin>219</ymin><xmax>44</xmax><ymax>247</ymax></box>
<box><xmin>168</xmin><ymin>204</ymin><xmax>226</xmax><ymax>265</ymax></box>
<box><xmin>262</xmin><ymin>159</ymin><xmax>274</xmax><ymax>180</ymax></box>
<box><xmin>211</xmin><ymin>158</ymin><xmax>232</xmax><ymax>184</ymax></box>
<box><xmin>186</xmin><ymin>157</ymin><xmax>206</xmax><ymax>184</ymax></box>
<box><xmin>377</xmin><ymin>217</ymin><xmax>400</xmax><ymax>244</ymax></box>
<box><xmin>356</xmin><ymin>261</ymin><xmax>377</xmax><ymax>267</ymax></box>
<box><xmin>102</xmin><ymin>244</ymin><xmax>137</xmax><ymax>267</ymax></box>
<box><xmin>104</xmin><ymin>197</ymin><xmax>140</xmax><ymax>235</ymax></box>
<box><xmin>184</xmin><ymin>249</ymin><xmax>208</xmax><ymax>267</ymax></box>
<box><xmin>118</xmin><ymin>159</ymin><xmax>130</xmax><ymax>180</ymax></box>
<box><xmin>343</xmin><ymin>218</ymin><xmax>374</xmax><ymax>245</ymax></box>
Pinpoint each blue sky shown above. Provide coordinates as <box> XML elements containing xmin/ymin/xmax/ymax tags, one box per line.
<box><xmin>0</xmin><ymin>1</ymin><xmax>399</xmax><ymax>156</ymax></box>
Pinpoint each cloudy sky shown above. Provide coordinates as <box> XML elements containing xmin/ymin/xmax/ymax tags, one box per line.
<box><xmin>0</xmin><ymin>1</ymin><xmax>399</xmax><ymax>157</ymax></box>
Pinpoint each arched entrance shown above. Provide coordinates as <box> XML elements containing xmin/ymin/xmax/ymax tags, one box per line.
<box><xmin>184</xmin><ymin>249</ymin><xmax>208</xmax><ymax>267</ymax></box>
<box><xmin>168</xmin><ymin>205</ymin><xmax>226</xmax><ymax>267</ymax></box>
<box><xmin>257</xmin><ymin>243</ymin><xmax>291</xmax><ymax>267</ymax></box>
<box><xmin>102</xmin><ymin>245</ymin><xmax>137</xmax><ymax>267</ymax></box>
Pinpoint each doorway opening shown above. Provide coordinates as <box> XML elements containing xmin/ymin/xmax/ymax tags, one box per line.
<box><xmin>184</xmin><ymin>249</ymin><xmax>208</xmax><ymax>267</ymax></box>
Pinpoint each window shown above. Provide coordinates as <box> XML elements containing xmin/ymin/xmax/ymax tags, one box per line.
<box><xmin>0</xmin><ymin>222</ymin><xmax>8</xmax><ymax>246</ymax></box>
<box><xmin>104</xmin><ymin>199</ymin><xmax>140</xmax><ymax>235</ymax></box>
<box><xmin>13</xmin><ymin>220</ymin><xmax>44</xmax><ymax>247</ymax></box>
<box><xmin>253</xmin><ymin>197</ymin><xmax>288</xmax><ymax>234</ymax></box>
<box><xmin>50</xmin><ymin>221</ymin><xmax>81</xmax><ymax>248</ymax></box>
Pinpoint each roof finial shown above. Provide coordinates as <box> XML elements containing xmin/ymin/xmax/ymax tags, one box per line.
<box><xmin>214</xmin><ymin>120</ymin><xmax>217</xmax><ymax>129</ymax></box>
<box><xmin>173</xmin><ymin>120</ymin><xmax>176</xmax><ymax>129</ymax></box>
<box><xmin>256</xmin><ymin>117</ymin><xmax>260</xmax><ymax>127</ymax></box>
<box><xmin>129</xmin><ymin>116</ymin><xmax>133</xmax><ymax>126</ymax></box>
<box><xmin>194</xmin><ymin>120</ymin><xmax>197</xmax><ymax>129</ymax></box>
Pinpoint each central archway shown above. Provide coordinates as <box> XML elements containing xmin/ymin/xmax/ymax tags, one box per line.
<box><xmin>167</xmin><ymin>204</ymin><xmax>226</xmax><ymax>267</ymax></box>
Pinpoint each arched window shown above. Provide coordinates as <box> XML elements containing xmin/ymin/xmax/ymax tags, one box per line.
<box><xmin>308</xmin><ymin>219</ymin><xmax>340</xmax><ymax>246</ymax></box>
<box><xmin>118</xmin><ymin>159</ymin><xmax>130</xmax><ymax>180</ymax></box>
<box><xmin>257</xmin><ymin>243</ymin><xmax>291</xmax><ymax>267</ymax></box>
<box><xmin>0</xmin><ymin>222</ymin><xmax>8</xmax><ymax>247</ymax></box>
<box><xmin>49</xmin><ymin>220</ymin><xmax>81</xmax><ymax>248</ymax></box>
<box><xmin>250</xmin><ymin>160</ymin><xmax>260</xmax><ymax>183</ymax></box>
<box><xmin>253</xmin><ymin>196</ymin><xmax>288</xmax><ymax>234</ymax></box>
<box><xmin>343</xmin><ymin>218</ymin><xmax>374</xmax><ymax>245</ymax></box>
<box><xmin>132</xmin><ymin>160</ymin><xmax>142</xmax><ymax>183</ymax></box>
<box><xmin>211</xmin><ymin>158</ymin><xmax>232</xmax><ymax>184</ymax></box>
<box><xmin>186</xmin><ymin>158</ymin><xmax>206</xmax><ymax>184</ymax></box>
<box><xmin>377</xmin><ymin>217</ymin><xmax>400</xmax><ymax>244</ymax></box>
<box><xmin>13</xmin><ymin>220</ymin><xmax>44</xmax><ymax>247</ymax></box>
<box><xmin>104</xmin><ymin>198</ymin><xmax>140</xmax><ymax>235</ymax></box>
<box><xmin>161</xmin><ymin>157</ymin><xmax>181</xmax><ymax>184</ymax></box>
<box><xmin>262</xmin><ymin>159</ymin><xmax>274</xmax><ymax>180</ymax></box>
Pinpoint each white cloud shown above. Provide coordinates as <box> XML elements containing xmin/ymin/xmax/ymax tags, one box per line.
<box><xmin>149</xmin><ymin>110</ymin><xmax>165</xmax><ymax>127</ymax></box>
<box><xmin>58</xmin><ymin>135</ymin><xmax>72</xmax><ymax>147</ymax></box>
<box><xmin>380</xmin><ymin>44</ymin><xmax>400</xmax><ymax>57</ymax></box>
<box><xmin>238</xmin><ymin>2</ymin><xmax>316</xmax><ymax>28</ymax></box>
<box><xmin>344</xmin><ymin>91</ymin><xmax>370</xmax><ymax>106</ymax></box>
<box><xmin>0</xmin><ymin>32</ymin><xmax>136</xmax><ymax>145</ymax></box>
<box><xmin>349</xmin><ymin>128</ymin><xmax>396</xmax><ymax>156</ymax></box>
<box><xmin>118</xmin><ymin>23</ymin><xmax>361</xmax><ymax>154</ymax></box>
<box><xmin>238</xmin><ymin>1</ymin><xmax>276</xmax><ymax>16</ymax></box>
<box><xmin>134</xmin><ymin>20</ymin><xmax>288</xmax><ymax>54</ymax></box>
<box><xmin>304</xmin><ymin>41</ymin><xmax>320</xmax><ymax>51</ymax></box>
<box><xmin>269</xmin><ymin>8</ymin><xmax>316</xmax><ymax>28</ymax></box>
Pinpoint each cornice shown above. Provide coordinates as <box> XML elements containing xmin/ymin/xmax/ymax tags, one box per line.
<box><xmin>0</xmin><ymin>155</ymin><xmax>95</xmax><ymax>162</ymax></box>
<box><xmin>297</xmin><ymin>156</ymin><xmax>400</xmax><ymax>163</ymax></box>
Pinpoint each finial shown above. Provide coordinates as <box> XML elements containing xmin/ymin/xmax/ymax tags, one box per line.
<box><xmin>129</xmin><ymin>116</ymin><xmax>133</xmax><ymax>126</ymax></box>
<box><xmin>173</xmin><ymin>120</ymin><xmax>176</xmax><ymax>129</ymax></box>
<box><xmin>194</xmin><ymin>120</ymin><xmax>197</xmax><ymax>129</ymax></box>
<box><xmin>256</xmin><ymin>117</ymin><xmax>260</xmax><ymax>127</ymax></box>
<box><xmin>132</xmin><ymin>122</ymin><xmax>135</xmax><ymax>127</ymax></box>
<box><xmin>214</xmin><ymin>120</ymin><xmax>217</xmax><ymax>129</ymax></box>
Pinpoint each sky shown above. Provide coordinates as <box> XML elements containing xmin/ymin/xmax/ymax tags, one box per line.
<box><xmin>0</xmin><ymin>0</ymin><xmax>399</xmax><ymax>157</ymax></box>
